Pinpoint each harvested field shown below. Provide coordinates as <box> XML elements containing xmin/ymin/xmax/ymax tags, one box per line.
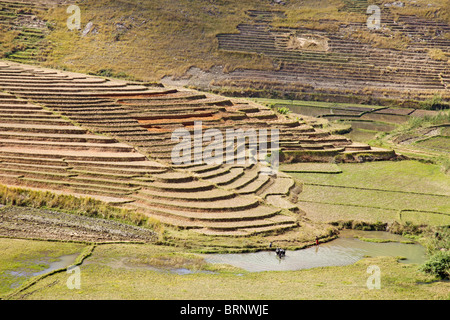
<box><xmin>299</xmin><ymin>184</ymin><xmax>450</xmax><ymax>215</ymax></box>
<box><xmin>290</xmin><ymin>161</ymin><xmax>450</xmax><ymax>195</ymax></box>
<box><xmin>0</xmin><ymin>206</ymin><xmax>157</xmax><ymax>242</ymax></box>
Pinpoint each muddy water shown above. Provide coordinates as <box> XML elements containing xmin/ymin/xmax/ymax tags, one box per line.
<box><xmin>346</xmin><ymin>121</ymin><xmax>397</xmax><ymax>132</ymax></box>
<box><xmin>31</xmin><ymin>253</ymin><xmax>79</xmax><ymax>277</ymax></box>
<box><xmin>8</xmin><ymin>253</ymin><xmax>80</xmax><ymax>289</ymax></box>
<box><xmin>204</xmin><ymin>231</ymin><xmax>427</xmax><ymax>272</ymax></box>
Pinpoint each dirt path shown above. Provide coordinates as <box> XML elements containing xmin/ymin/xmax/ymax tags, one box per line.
<box><xmin>0</xmin><ymin>206</ymin><xmax>156</xmax><ymax>243</ymax></box>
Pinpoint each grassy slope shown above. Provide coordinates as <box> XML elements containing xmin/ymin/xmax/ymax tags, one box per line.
<box><xmin>41</xmin><ymin>0</ymin><xmax>282</xmax><ymax>80</ymax></box>
<box><xmin>10</xmin><ymin>242</ymin><xmax>449</xmax><ymax>300</ymax></box>
<box><xmin>36</xmin><ymin>0</ymin><xmax>449</xmax><ymax>81</ymax></box>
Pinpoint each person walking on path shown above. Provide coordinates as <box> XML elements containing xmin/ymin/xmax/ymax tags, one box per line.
<box><xmin>315</xmin><ymin>236</ymin><xmax>319</xmax><ymax>246</ymax></box>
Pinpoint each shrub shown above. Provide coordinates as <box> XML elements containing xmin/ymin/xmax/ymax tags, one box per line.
<box><xmin>420</xmin><ymin>251</ymin><xmax>450</xmax><ymax>279</ymax></box>
<box><xmin>419</xmin><ymin>94</ymin><xmax>447</xmax><ymax>110</ymax></box>
<box><xmin>418</xmin><ymin>227</ymin><xmax>450</xmax><ymax>279</ymax></box>
<box><xmin>422</xmin><ymin>227</ymin><xmax>450</xmax><ymax>255</ymax></box>
<box><xmin>277</xmin><ymin>107</ymin><xmax>291</xmax><ymax>115</ymax></box>
<box><xmin>389</xmin><ymin>221</ymin><xmax>423</xmax><ymax>235</ymax></box>
<box><xmin>96</xmin><ymin>69</ymin><xmax>114</xmax><ymax>77</ymax></box>
<box><xmin>351</xmin><ymin>220</ymin><xmax>387</xmax><ymax>231</ymax></box>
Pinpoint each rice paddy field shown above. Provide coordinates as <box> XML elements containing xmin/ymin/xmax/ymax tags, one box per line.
<box><xmin>2</xmin><ymin>239</ymin><xmax>449</xmax><ymax>300</ymax></box>
<box><xmin>415</xmin><ymin>136</ymin><xmax>450</xmax><ymax>153</ymax></box>
<box><xmin>0</xmin><ymin>0</ymin><xmax>449</xmax><ymax>303</ymax></box>
<box><xmin>287</xmin><ymin>161</ymin><xmax>450</xmax><ymax>226</ymax></box>
<box><xmin>1</xmin><ymin>159</ymin><xmax>449</xmax><ymax>300</ymax></box>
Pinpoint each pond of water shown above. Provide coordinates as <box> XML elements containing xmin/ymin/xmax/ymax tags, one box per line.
<box><xmin>8</xmin><ymin>253</ymin><xmax>79</xmax><ymax>289</ymax></box>
<box><xmin>204</xmin><ymin>230</ymin><xmax>427</xmax><ymax>272</ymax></box>
<box><xmin>31</xmin><ymin>253</ymin><xmax>79</xmax><ymax>277</ymax></box>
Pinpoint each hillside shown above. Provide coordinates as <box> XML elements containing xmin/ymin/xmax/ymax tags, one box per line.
<box><xmin>0</xmin><ymin>0</ymin><xmax>449</xmax><ymax>107</ymax></box>
<box><xmin>0</xmin><ymin>60</ymin><xmax>399</xmax><ymax>242</ymax></box>
<box><xmin>0</xmin><ymin>1</ymin><xmax>449</xmax><ymax>302</ymax></box>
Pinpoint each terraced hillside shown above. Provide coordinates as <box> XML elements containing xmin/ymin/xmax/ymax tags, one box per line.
<box><xmin>0</xmin><ymin>60</ymin><xmax>395</xmax><ymax>236</ymax></box>
<box><xmin>209</xmin><ymin>5</ymin><xmax>450</xmax><ymax>104</ymax></box>
<box><xmin>1</xmin><ymin>0</ymin><xmax>448</xmax><ymax>107</ymax></box>
<box><xmin>0</xmin><ymin>0</ymin><xmax>51</xmax><ymax>63</ymax></box>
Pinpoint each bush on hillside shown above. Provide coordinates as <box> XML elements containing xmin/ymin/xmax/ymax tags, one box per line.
<box><xmin>277</xmin><ymin>106</ymin><xmax>291</xmax><ymax>115</ymax></box>
<box><xmin>420</xmin><ymin>251</ymin><xmax>450</xmax><ymax>279</ymax></box>
<box><xmin>419</xmin><ymin>94</ymin><xmax>448</xmax><ymax>110</ymax></box>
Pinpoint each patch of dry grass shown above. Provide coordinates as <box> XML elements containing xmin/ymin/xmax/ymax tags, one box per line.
<box><xmin>388</xmin><ymin>0</ymin><xmax>450</xmax><ymax>24</ymax></box>
<box><xmin>41</xmin><ymin>0</ymin><xmax>278</xmax><ymax>81</ymax></box>
<box><xmin>344</xmin><ymin>28</ymin><xmax>411</xmax><ymax>50</ymax></box>
<box><xmin>0</xmin><ymin>27</ymin><xmax>21</xmax><ymax>57</ymax></box>
<box><xmin>428</xmin><ymin>48</ymin><xmax>449</xmax><ymax>62</ymax></box>
<box><xmin>272</xmin><ymin>0</ymin><xmax>366</xmax><ymax>30</ymax></box>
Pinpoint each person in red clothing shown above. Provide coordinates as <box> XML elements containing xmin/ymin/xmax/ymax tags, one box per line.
<box><xmin>315</xmin><ymin>236</ymin><xmax>319</xmax><ymax>246</ymax></box>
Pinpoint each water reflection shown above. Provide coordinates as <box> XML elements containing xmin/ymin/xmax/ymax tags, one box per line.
<box><xmin>204</xmin><ymin>231</ymin><xmax>427</xmax><ymax>272</ymax></box>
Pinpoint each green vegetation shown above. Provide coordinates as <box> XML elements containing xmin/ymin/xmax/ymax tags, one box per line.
<box><xmin>406</xmin><ymin>112</ymin><xmax>450</xmax><ymax>130</ymax></box>
<box><xmin>276</xmin><ymin>106</ymin><xmax>291</xmax><ymax>115</ymax></box>
<box><xmin>419</xmin><ymin>94</ymin><xmax>448</xmax><ymax>110</ymax></box>
<box><xmin>0</xmin><ymin>238</ymin><xmax>85</xmax><ymax>297</ymax></box>
<box><xmin>284</xmin><ymin>157</ymin><xmax>450</xmax><ymax>283</ymax></box>
<box><xmin>280</xmin><ymin>163</ymin><xmax>342</xmax><ymax>174</ymax></box>
<box><xmin>299</xmin><ymin>184</ymin><xmax>449</xmax><ymax>213</ymax></box>
<box><xmin>289</xmin><ymin>161</ymin><xmax>450</xmax><ymax>195</ymax></box>
<box><xmin>287</xmin><ymin>161</ymin><xmax>450</xmax><ymax>226</ymax></box>
<box><xmin>415</xmin><ymin>136</ymin><xmax>450</xmax><ymax>152</ymax></box>
<box><xmin>0</xmin><ymin>27</ymin><xmax>21</xmax><ymax>57</ymax></box>
<box><xmin>88</xmin><ymin>68</ymin><xmax>136</xmax><ymax>80</ymax></box>
<box><xmin>420</xmin><ymin>227</ymin><xmax>450</xmax><ymax>279</ymax></box>
<box><xmin>366</xmin><ymin>110</ymin><xmax>450</xmax><ymax>172</ymax></box>
<box><xmin>420</xmin><ymin>251</ymin><xmax>450</xmax><ymax>279</ymax></box>
<box><xmin>357</xmin><ymin>237</ymin><xmax>395</xmax><ymax>243</ymax></box>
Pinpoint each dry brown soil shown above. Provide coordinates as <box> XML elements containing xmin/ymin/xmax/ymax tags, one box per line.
<box><xmin>0</xmin><ymin>206</ymin><xmax>156</xmax><ymax>243</ymax></box>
